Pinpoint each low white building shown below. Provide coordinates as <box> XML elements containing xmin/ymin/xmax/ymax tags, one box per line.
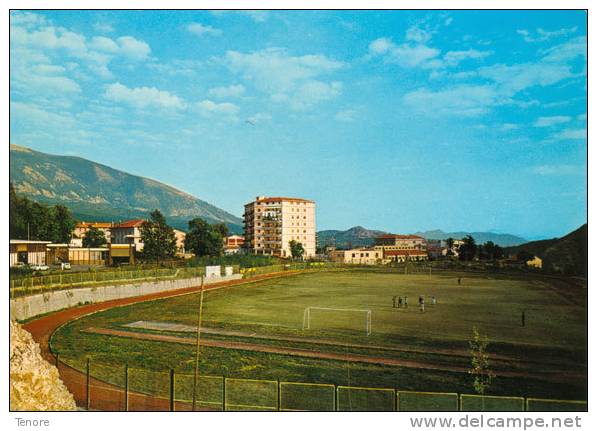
<box><xmin>9</xmin><ymin>240</ymin><xmax>51</xmax><ymax>267</ymax></box>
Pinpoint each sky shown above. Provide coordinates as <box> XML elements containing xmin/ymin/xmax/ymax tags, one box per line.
<box><xmin>9</xmin><ymin>10</ymin><xmax>587</xmax><ymax>239</ymax></box>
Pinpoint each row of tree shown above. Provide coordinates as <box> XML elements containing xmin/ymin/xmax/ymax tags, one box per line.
<box><xmin>138</xmin><ymin>209</ymin><xmax>231</xmax><ymax>262</ymax></box>
<box><xmin>10</xmin><ymin>184</ymin><xmax>76</xmax><ymax>244</ymax></box>
<box><xmin>449</xmin><ymin>235</ymin><xmax>505</xmax><ymax>262</ymax></box>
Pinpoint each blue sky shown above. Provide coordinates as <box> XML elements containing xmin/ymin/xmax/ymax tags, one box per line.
<box><xmin>9</xmin><ymin>10</ymin><xmax>587</xmax><ymax>239</ymax></box>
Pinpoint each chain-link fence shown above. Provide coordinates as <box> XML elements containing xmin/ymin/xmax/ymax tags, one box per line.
<box><xmin>52</xmin><ymin>356</ymin><xmax>586</xmax><ymax>412</ymax></box>
<box><xmin>10</xmin><ymin>266</ymin><xmax>210</xmax><ymax>298</ymax></box>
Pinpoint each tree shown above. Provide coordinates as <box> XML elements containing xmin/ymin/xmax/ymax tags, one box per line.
<box><xmin>83</xmin><ymin>226</ymin><xmax>107</xmax><ymax>248</ymax></box>
<box><xmin>140</xmin><ymin>209</ymin><xmax>177</xmax><ymax>263</ymax></box>
<box><xmin>459</xmin><ymin>235</ymin><xmax>477</xmax><ymax>261</ymax></box>
<box><xmin>289</xmin><ymin>240</ymin><xmax>305</xmax><ymax>260</ymax></box>
<box><xmin>53</xmin><ymin>204</ymin><xmax>76</xmax><ymax>243</ymax></box>
<box><xmin>516</xmin><ymin>250</ymin><xmax>535</xmax><ymax>263</ymax></box>
<box><xmin>468</xmin><ymin>326</ymin><xmax>495</xmax><ymax>400</ymax></box>
<box><xmin>10</xmin><ymin>184</ymin><xmax>76</xmax><ymax>243</ymax></box>
<box><xmin>446</xmin><ymin>237</ymin><xmax>455</xmax><ymax>256</ymax></box>
<box><xmin>185</xmin><ymin>217</ymin><xmax>224</xmax><ymax>257</ymax></box>
<box><xmin>213</xmin><ymin>222</ymin><xmax>230</xmax><ymax>239</ymax></box>
<box><xmin>478</xmin><ymin>241</ymin><xmax>504</xmax><ymax>261</ymax></box>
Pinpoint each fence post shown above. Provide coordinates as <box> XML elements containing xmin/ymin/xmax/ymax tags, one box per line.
<box><xmin>222</xmin><ymin>376</ymin><xmax>226</xmax><ymax>411</ymax></box>
<box><xmin>86</xmin><ymin>358</ymin><xmax>91</xmax><ymax>411</ymax></box>
<box><xmin>169</xmin><ymin>369</ymin><xmax>175</xmax><ymax>412</ymax></box>
<box><xmin>124</xmin><ymin>365</ymin><xmax>129</xmax><ymax>412</ymax></box>
<box><xmin>334</xmin><ymin>384</ymin><xmax>338</xmax><ymax>411</ymax></box>
<box><xmin>394</xmin><ymin>389</ymin><xmax>398</xmax><ymax>412</ymax></box>
<box><xmin>277</xmin><ymin>379</ymin><xmax>281</xmax><ymax>411</ymax></box>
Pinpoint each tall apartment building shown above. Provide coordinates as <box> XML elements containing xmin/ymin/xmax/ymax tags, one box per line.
<box><xmin>243</xmin><ymin>196</ymin><xmax>316</xmax><ymax>258</ymax></box>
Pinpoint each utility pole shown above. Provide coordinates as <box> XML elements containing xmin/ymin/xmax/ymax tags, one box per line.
<box><xmin>192</xmin><ymin>276</ymin><xmax>205</xmax><ymax>411</ymax></box>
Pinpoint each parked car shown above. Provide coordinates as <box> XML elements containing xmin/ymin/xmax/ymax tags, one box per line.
<box><xmin>61</xmin><ymin>262</ymin><xmax>71</xmax><ymax>270</ymax></box>
<box><xmin>31</xmin><ymin>264</ymin><xmax>50</xmax><ymax>271</ymax></box>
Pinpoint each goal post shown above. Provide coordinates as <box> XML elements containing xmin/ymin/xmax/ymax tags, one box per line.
<box><xmin>302</xmin><ymin>307</ymin><xmax>372</xmax><ymax>336</ymax></box>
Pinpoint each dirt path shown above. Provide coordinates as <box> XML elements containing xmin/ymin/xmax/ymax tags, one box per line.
<box><xmin>81</xmin><ymin>326</ymin><xmax>583</xmax><ymax>383</ymax></box>
<box><xmin>121</xmin><ymin>321</ymin><xmax>571</xmax><ymax>369</ymax></box>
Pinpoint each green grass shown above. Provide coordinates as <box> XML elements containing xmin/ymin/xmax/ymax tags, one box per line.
<box><xmin>51</xmin><ymin>269</ymin><xmax>587</xmax><ymax>406</ymax></box>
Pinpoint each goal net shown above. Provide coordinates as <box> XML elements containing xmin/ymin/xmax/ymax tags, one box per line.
<box><xmin>302</xmin><ymin>307</ymin><xmax>372</xmax><ymax>336</ymax></box>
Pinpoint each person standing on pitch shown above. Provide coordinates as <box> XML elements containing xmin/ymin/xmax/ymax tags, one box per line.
<box><xmin>522</xmin><ymin>310</ymin><xmax>526</xmax><ymax>327</ymax></box>
<box><xmin>404</xmin><ymin>296</ymin><xmax>408</xmax><ymax>308</ymax></box>
<box><xmin>398</xmin><ymin>296</ymin><xmax>403</xmax><ymax>308</ymax></box>
<box><xmin>431</xmin><ymin>296</ymin><xmax>436</xmax><ymax>305</ymax></box>
<box><xmin>392</xmin><ymin>296</ymin><xmax>396</xmax><ymax>308</ymax></box>
<box><xmin>457</xmin><ymin>277</ymin><xmax>461</xmax><ymax>285</ymax></box>
<box><xmin>419</xmin><ymin>296</ymin><xmax>425</xmax><ymax>312</ymax></box>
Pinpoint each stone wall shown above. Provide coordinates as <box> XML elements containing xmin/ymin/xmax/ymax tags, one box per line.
<box><xmin>10</xmin><ymin>273</ymin><xmax>242</xmax><ymax>321</ymax></box>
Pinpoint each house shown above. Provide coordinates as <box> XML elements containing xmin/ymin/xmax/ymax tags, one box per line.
<box><xmin>111</xmin><ymin>219</ymin><xmax>145</xmax><ymax>252</ymax></box>
<box><xmin>73</xmin><ymin>221</ymin><xmax>114</xmax><ymax>245</ymax></box>
<box><xmin>243</xmin><ymin>196</ymin><xmax>316</xmax><ymax>258</ymax></box>
<box><xmin>331</xmin><ymin>248</ymin><xmax>383</xmax><ymax>265</ymax></box>
<box><xmin>9</xmin><ymin>240</ymin><xmax>51</xmax><ymax>267</ymax></box>
<box><xmin>47</xmin><ymin>244</ymin><xmax>109</xmax><ymax>266</ymax></box>
<box><xmin>526</xmin><ymin>256</ymin><xmax>543</xmax><ymax>269</ymax></box>
<box><xmin>173</xmin><ymin>229</ymin><xmax>187</xmax><ymax>255</ymax></box>
<box><xmin>382</xmin><ymin>249</ymin><xmax>429</xmax><ymax>262</ymax></box>
<box><xmin>374</xmin><ymin>233</ymin><xmax>429</xmax><ymax>262</ymax></box>
<box><xmin>224</xmin><ymin>235</ymin><xmax>245</xmax><ymax>255</ymax></box>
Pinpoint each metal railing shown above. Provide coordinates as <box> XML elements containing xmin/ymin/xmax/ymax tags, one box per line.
<box><xmin>54</xmin><ymin>355</ymin><xmax>587</xmax><ymax>412</ymax></box>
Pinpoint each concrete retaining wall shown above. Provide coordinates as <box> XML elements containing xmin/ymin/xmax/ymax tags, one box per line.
<box><xmin>10</xmin><ymin>273</ymin><xmax>242</xmax><ymax>321</ymax></box>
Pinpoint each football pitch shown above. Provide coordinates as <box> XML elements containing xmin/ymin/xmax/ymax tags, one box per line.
<box><xmin>51</xmin><ymin>269</ymin><xmax>587</xmax><ymax>401</ymax></box>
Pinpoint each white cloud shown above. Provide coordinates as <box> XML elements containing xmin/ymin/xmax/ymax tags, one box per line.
<box><xmin>93</xmin><ymin>22</ymin><xmax>115</xmax><ymax>33</ymax></box>
<box><xmin>501</xmin><ymin>123</ymin><xmax>519</xmax><ymax>131</ymax></box>
<box><xmin>247</xmin><ymin>112</ymin><xmax>272</xmax><ymax>123</ymax></box>
<box><xmin>208</xmin><ymin>84</ymin><xmax>245</xmax><ymax>99</ymax></box>
<box><xmin>517</xmin><ymin>26</ymin><xmax>577</xmax><ymax>43</ymax></box>
<box><xmin>11</xmin><ymin>17</ymin><xmax>152</xmax><ymax>81</ymax></box>
<box><xmin>103</xmin><ymin>82</ymin><xmax>186</xmax><ymax>109</ymax></box>
<box><xmin>532</xmin><ymin>165</ymin><xmax>584</xmax><ymax>176</ymax></box>
<box><xmin>555</xmin><ymin>128</ymin><xmax>587</xmax><ymax>140</ymax></box>
<box><xmin>405</xmin><ymin>25</ymin><xmax>433</xmax><ymax>44</ymax></box>
<box><xmin>187</xmin><ymin>23</ymin><xmax>222</xmax><ymax>37</ymax></box>
<box><xmin>369</xmin><ymin>29</ymin><xmax>490</xmax><ymax>70</ymax></box>
<box><xmin>212</xmin><ymin>10</ymin><xmax>269</xmax><ymax>22</ymax></box>
<box><xmin>10</xmin><ymin>11</ymin><xmax>47</xmax><ymax>28</ymax></box>
<box><xmin>368</xmin><ymin>37</ymin><xmax>440</xmax><ymax>68</ymax></box>
<box><xmin>369</xmin><ymin>38</ymin><xmax>393</xmax><ymax>55</ymax></box>
<box><xmin>90</xmin><ymin>36</ymin><xmax>119</xmax><ymax>53</ymax></box>
<box><xmin>223</xmin><ymin>48</ymin><xmax>344</xmax><ymax>109</ymax></box>
<box><xmin>335</xmin><ymin>109</ymin><xmax>357</xmax><ymax>122</ymax></box>
<box><xmin>442</xmin><ymin>49</ymin><xmax>491</xmax><ymax>67</ymax></box>
<box><xmin>290</xmin><ymin>81</ymin><xmax>343</xmax><ymax>110</ymax></box>
<box><xmin>533</xmin><ymin>116</ymin><xmax>571</xmax><ymax>127</ymax></box>
<box><xmin>11</xmin><ymin>101</ymin><xmax>76</xmax><ymax>126</ymax></box>
<box><xmin>403</xmin><ymin>85</ymin><xmax>500</xmax><ymax>117</ymax></box>
<box><xmin>116</xmin><ymin>36</ymin><xmax>151</xmax><ymax>60</ymax></box>
<box><xmin>196</xmin><ymin>99</ymin><xmax>239</xmax><ymax>116</ymax></box>
<box><xmin>410</xmin><ymin>35</ymin><xmax>586</xmax><ymax>117</ymax></box>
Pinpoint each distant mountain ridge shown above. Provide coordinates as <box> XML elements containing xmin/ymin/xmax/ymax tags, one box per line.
<box><xmin>414</xmin><ymin>229</ymin><xmax>527</xmax><ymax>247</ymax></box>
<box><xmin>317</xmin><ymin>226</ymin><xmax>388</xmax><ymax>248</ymax></box>
<box><xmin>10</xmin><ymin>144</ymin><xmax>243</xmax><ymax>232</ymax></box>
<box><xmin>318</xmin><ymin>226</ymin><xmax>527</xmax><ymax>248</ymax></box>
<box><xmin>505</xmin><ymin>224</ymin><xmax>587</xmax><ymax>276</ymax></box>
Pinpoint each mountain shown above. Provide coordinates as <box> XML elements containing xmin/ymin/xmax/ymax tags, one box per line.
<box><xmin>317</xmin><ymin>226</ymin><xmax>387</xmax><ymax>248</ymax></box>
<box><xmin>9</xmin><ymin>144</ymin><xmax>243</xmax><ymax>233</ymax></box>
<box><xmin>414</xmin><ymin>229</ymin><xmax>527</xmax><ymax>247</ymax></box>
<box><xmin>505</xmin><ymin>224</ymin><xmax>587</xmax><ymax>276</ymax></box>
<box><xmin>318</xmin><ymin>226</ymin><xmax>528</xmax><ymax>249</ymax></box>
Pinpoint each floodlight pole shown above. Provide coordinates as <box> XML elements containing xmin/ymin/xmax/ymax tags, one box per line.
<box><xmin>192</xmin><ymin>276</ymin><xmax>205</xmax><ymax>411</ymax></box>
